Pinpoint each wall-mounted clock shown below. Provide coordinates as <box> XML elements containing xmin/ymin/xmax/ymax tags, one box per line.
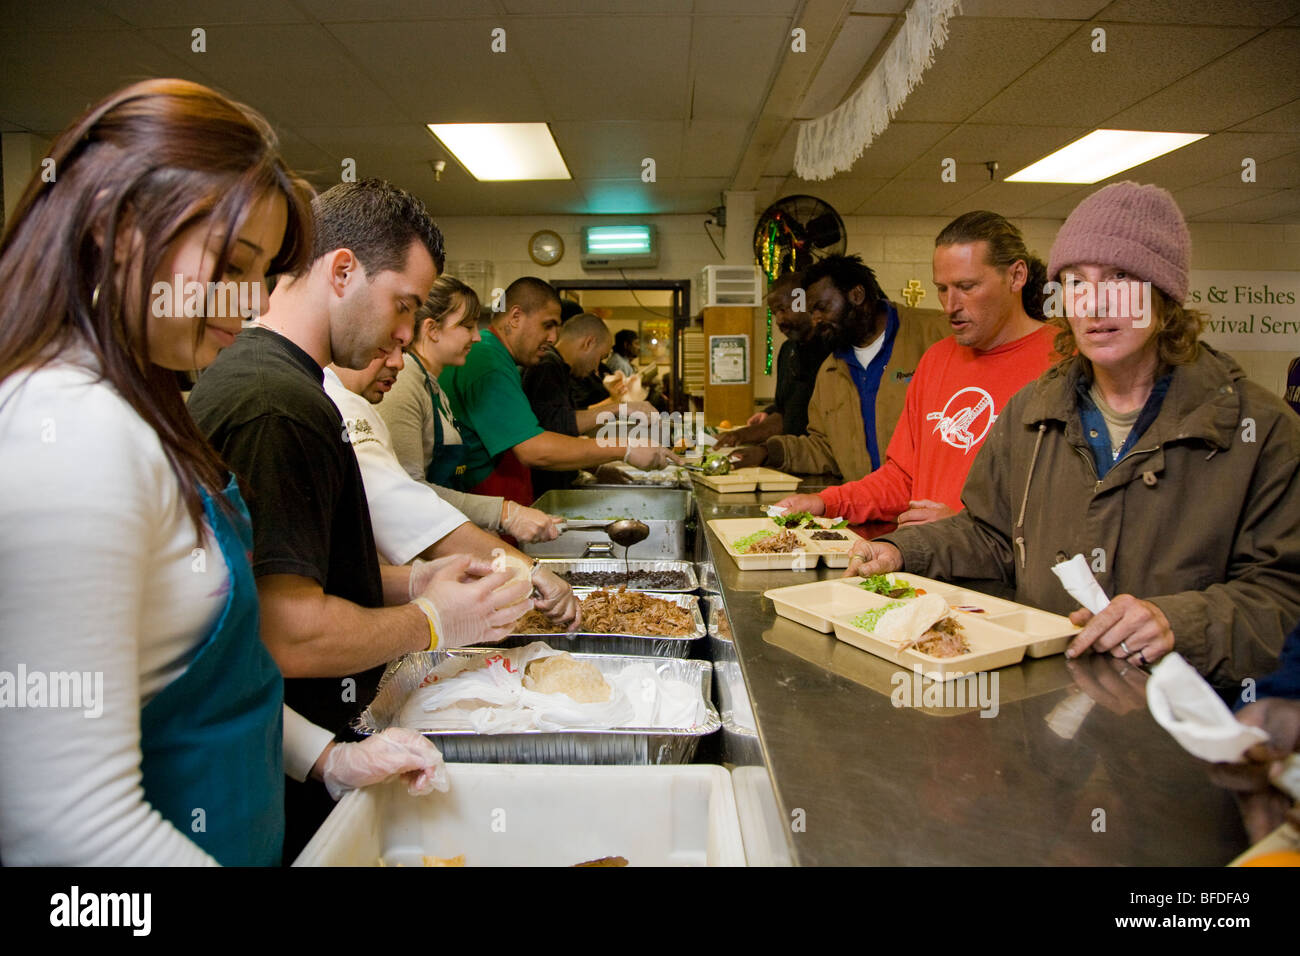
<box><xmin>528</xmin><ymin>229</ymin><xmax>564</xmax><ymax>266</ymax></box>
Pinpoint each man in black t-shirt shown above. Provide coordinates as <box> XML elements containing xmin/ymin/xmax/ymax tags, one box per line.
<box><xmin>188</xmin><ymin>179</ymin><xmax>535</xmax><ymax>858</ymax></box>
<box><xmin>522</xmin><ymin>313</ymin><xmax>656</xmax><ymax>496</ymax></box>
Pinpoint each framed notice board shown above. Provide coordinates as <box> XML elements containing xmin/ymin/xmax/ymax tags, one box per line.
<box><xmin>709</xmin><ymin>334</ymin><xmax>750</xmax><ymax>385</ymax></box>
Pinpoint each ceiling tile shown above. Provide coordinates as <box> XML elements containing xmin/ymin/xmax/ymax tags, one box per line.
<box><xmin>515</xmin><ymin>15</ymin><xmax>691</xmax><ymax>121</ymax></box>
<box><xmin>690</xmin><ymin>16</ymin><xmax>792</xmax><ymax>121</ymax></box>
<box><xmin>969</xmin><ymin>23</ymin><xmax>1256</xmax><ymax>128</ymax></box>
<box><xmin>1099</xmin><ymin>0</ymin><xmax>1299</xmax><ymax>27</ymax></box>
<box><xmin>1231</xmin><ymin>97</ymin><xmax>1300</xmax><ymax>133</ymax></box>
<box><xmin>1186</xmin><ymin>186</ymin><xmax>1300</xmax><ymax>221</ymax></box>
<box><xmin>550</xmin><ymin>121</ymin><xmax>683</xmax><ymax>180</ymax></box>
<box><xmin>798</xmin><ymin>14</ymin><xmax>894</xmax><ymax>118</ymax></box>
<box><xmin>1104</xmin><ymin>131</ymin><xmax>1300</xmax><ymax>191</ymax></box>
<box><xmin>1197</xmin><ymin>150</ymin><xmax>1300</xmax><ymax>190</ymax></box>
<box><xmin>958</xmin><ymin>0</ymin><xmax>1109</xmax><ymax>16</ymax></box>
<box><xmin>0</xmin><ymin>0</ymin><xmax>128</xmax><ymax>30</ymax></box>
<box><xmin>681</xmin><ymin>120</ymin><xmax>749</xmax><ymax>177</ymax></box>
<box><xmin>842</xmin><ymin>121</ymin><xmax>956</xmax><ymax>179</ymax></box>
<box><xmin>580</xmin><ymin>178</ymin><xmax>680</xmax><ymax>215</ymax></box>
<box><xmin>855</xmin><ymin>178</ymin><xmax>989</xmax><ymax>215</ymax></box>
<box><xmin>901</xmin><ymin>123</ymin><xmax>1089</xmax><ymax>181</ymax></box>
<box><xmin>773</xmin><ymin>176</ymin><xmax>889</xmax><ymax>216</ymax></box>
<box><xmin>297</xmin><ymin>0</ymin><xmax>502</xmax><ymax>19</ymax></box>
<box><xmin>99</xmin><ymin>1</ymin><xmax>308</xmax><ymax>26</ymax></box>
<box><xmin>890</xmin><ymin>17</ymin><xmax>1079</xmax><ymax>124</ymax></box>
<box><xmin>322</xmin><ymin>19</ymin><xmax>549</xmax><ymax>123</ymax></box>
<box><xmin>1171</xmin><ymin>185</ymin><xmax>1281</xmax><ymax>217</ymax></box>
<box><xmin>140</xmin><ymin>24</ymin><xmax>407</xmax><ymax>127</ymax></box>
<box><xmin>1105</xmin><ymin>29</ymin><xmax>1300</xmax><ymax>131</ymax></box>
<box><xmin>502</xmin><ymin>0</ymin><xmax>695</xmax><ymax>13</ymax></box>
<box><xmin>948</xmin><ymin>181</ymin><xmax>1089</xmax><ymax>219</ymax></box>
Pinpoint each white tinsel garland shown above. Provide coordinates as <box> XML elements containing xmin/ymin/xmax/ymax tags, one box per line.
<box><xmin>795</xmin><ymin>0</ymin><xmax>962</xmax><ymax>182</ymax></box>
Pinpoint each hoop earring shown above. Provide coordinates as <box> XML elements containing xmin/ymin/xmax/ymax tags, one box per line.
<box><xmin>91</xmin><ymin>284</ymin><xmax>101</xmax><ymax>309</ymax></box>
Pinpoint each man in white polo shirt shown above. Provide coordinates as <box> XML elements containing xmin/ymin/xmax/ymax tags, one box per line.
<box><xmin>323</xmin><ymin>351</ymin><xmax>580</xmax><ymax>630</ymax></box>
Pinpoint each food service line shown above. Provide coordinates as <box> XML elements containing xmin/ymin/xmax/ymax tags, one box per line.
<box><xmin>690</xmin><ymin>479</ymin><xmax>1248</xmax><ymax>866</ymax></box>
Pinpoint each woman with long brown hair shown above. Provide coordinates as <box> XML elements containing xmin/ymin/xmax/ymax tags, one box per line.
<box><xmin>0</xmin><ymin>79</ymin><xmax>389</xmax><ymax>865</ymax></box>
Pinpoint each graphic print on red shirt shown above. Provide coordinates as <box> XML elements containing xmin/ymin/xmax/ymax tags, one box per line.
<box><xmin>818</xmin><ymin>324</ymin><xmax>1057</xmax><ymax>524</ymax></box>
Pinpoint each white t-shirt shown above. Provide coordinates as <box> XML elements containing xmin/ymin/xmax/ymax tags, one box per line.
<box><xmin>322</xmin><ymin>368</ymin><xmax>470</xmax><ymax>565</ymax></box>
<box><xmin>852</xmin><ymin>333</ymin><xmax>886</xmax><ymax>371</ymax></box>
<box><xmin>0</xmin><ymin>359</ymin><xmax>231</xmax><ymax>865</ymax></box>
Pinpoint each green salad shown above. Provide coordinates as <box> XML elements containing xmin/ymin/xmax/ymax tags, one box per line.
<box><xmin>850</xmin><ymin>601</ymin><xmax>906</xmax><ymax>632</ymax></box>
<box><xmin>733</xmin><ymin>529</ymin><xmax>774</xmax><ymax>552</ymax></box>
<box><xmin>858</xmin><ymin>574</ymin><xmax>918</xmax><ymax>599</ymax></box>
<box><xmin>771</xmin><ymin>513</ymin><xmax>850</xmax><ymax>529</ymax></box>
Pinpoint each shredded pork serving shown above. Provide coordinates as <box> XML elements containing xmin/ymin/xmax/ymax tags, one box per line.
<box><xmin>515</xmin><ymin>588</ymin><xmax>695</xmax><ymax>636</ymax></box>
<box><xmin>744</xmin><ymin>529</ymin><xmax>802</xmax><ymax>554</ymax></box>
<box><xmin>899</xmin><ymin>616</ymin><xmax>970</xmax><ymax>658</ymax></box>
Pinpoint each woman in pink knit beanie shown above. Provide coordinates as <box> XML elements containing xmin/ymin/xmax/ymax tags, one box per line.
<box><xmin>850</xmin><ymin>181</ymin><xmax>1300</xmax><ymax>694</ymax></box>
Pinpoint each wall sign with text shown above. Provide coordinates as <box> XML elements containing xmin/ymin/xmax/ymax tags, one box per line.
<box><xmin>1189</xmin><ymin>271</ymin><xmax>1298</xmax><ymax>352</ymax></box>
<box><xmin>709</xmin><ymin>334</ymin><xmax>750</xmax><ymax>385</ymax></box>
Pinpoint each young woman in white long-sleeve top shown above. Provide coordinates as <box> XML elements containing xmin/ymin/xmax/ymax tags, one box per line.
<box><xmin>0</xmin><ymin>79</ymin><xmax>445</xmax><ymax>866</ymax></box>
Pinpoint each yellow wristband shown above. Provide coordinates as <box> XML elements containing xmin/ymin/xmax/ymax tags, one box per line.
<box><xmin>413</xmin><ymin>598</ymin><xmax>440</xmax><ymax>651</ymax></box>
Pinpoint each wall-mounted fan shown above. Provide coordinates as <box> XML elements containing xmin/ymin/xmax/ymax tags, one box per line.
<box><xmin>753</xmin><ymin>194</ymin><xmax>847</xmax><ymax>276</ymax></box>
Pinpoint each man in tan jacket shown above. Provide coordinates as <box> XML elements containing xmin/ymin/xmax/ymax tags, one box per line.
<box><xmin>728</xmin><ymin>254</ymin><xmax>949</xmax><ymax>480</ymax></box>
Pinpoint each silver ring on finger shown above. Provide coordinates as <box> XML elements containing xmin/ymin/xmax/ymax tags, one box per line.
<box><xmin>1119</xmin><ymin>640</ymin><xmax>1131</xmax><ymax>656</ymax></box>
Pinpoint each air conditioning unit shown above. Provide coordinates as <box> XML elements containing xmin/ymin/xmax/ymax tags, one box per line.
<box><xmin>701</xmin><ymin>265</ymin><xmax>762</xmax><ymax>307</ymax></box>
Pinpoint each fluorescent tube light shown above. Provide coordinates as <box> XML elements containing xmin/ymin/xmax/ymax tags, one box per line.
<box><xmin>426</xmin><ymin>123</ymin><xmax>571</xmax><ymax>181</ymax></box>
<box><xmin>1005</xmin><ymin>129</ymin><xmax>1207</xmax><ymax>184</ymax></box>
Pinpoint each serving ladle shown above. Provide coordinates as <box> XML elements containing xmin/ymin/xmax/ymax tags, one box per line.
<box><xmin>555</xmin><ymin>518</ymin><xmax>650</xmax><ymax>583</ymax></box>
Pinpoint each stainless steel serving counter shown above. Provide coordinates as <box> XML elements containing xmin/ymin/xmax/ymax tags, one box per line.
<box><xmin>692</xmin><ymin>481</ymin><xmax>1250</xmax><ymax>866</ymax></box>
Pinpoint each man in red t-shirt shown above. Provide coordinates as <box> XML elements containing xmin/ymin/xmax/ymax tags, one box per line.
<box><xmin>776</xmin><ymin>211</ymin><xmax>1057</xmax><ymax>527</ymax></box>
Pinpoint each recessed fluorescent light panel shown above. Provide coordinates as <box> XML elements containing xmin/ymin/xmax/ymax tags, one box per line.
<box><xmin>1005</xmin><ymin>129</ymin><xmax>1207</xmax><ymax>184</ymax></box>
<box><xmin>426</xmin><ymin>123</ymin><xmax>571</xmax><ymax>181</ymax></box>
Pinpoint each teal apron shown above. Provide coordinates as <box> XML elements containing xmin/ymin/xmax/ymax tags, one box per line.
<box><xmin>409</xmin><ymin>352</ymin><xmax>468</xmax><ymax>489</ymax></box>
<box><xmin>139</xmin><ymin>476</ymin><xmax>285</xmax><ymax>866</ymax></box>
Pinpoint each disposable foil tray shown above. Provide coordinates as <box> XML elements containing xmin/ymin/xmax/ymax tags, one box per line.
<box><xmin>535</xmin><ymin>559</ymin><xmax>699</xmax><ymax>592</ymax></box>
<box><xmin>496</xmin><ymin>590</ymin><xmax>706</xmax><ymax>658</ymax></box>
<box><xmin>354</xmin><ymin>649</ymin><xmax>720</xmax><ymax>765</ymax></box>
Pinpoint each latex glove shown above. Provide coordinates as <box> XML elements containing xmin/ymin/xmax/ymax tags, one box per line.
<box><xmin>408</xmin><ymin>552</ymin><xmax>484</xmax><ymax>602</ymax></box>
<box><xmin>502</xmin><ymin>500</ymin><xmax>562</xmax><ymax>543</ymax></box>
<box><xmin>532</xmin><ymin>566</ymin><xmax>582</xmax><ymax>632</ymax></box>
<box><xmin>320</xmin><ymin>727</ymin><xmax>449</xmax><ymax>801</ymax></box>
<box><xmin>411</xmin><ymin>553</ymin><xmax>534</xmax><ymax>648</ymax></box>
<box><xmin>624</xmin><ymin>444</ymin><xmax>682</xmax><ymax>471</ymax></box>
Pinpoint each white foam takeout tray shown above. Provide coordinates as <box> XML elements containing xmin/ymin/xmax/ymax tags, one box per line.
<box><xmin>708</xmin><ymin>517</ymin><xmax>857</xmax><ymax>571</ymax></box>
<box><xmin>763</xmin><ymin>574</ymin><xmax>1080</xmax><ymax>680</ymax></box>
<box><xmin>293</xmin><ymin>764</ymin><xmax>746</xmax><ymax>867</ymax></box>
<box><xmin>691</xmin><ymin>467</ymin><xmax>802</xmax><ymax>494</ymax></box>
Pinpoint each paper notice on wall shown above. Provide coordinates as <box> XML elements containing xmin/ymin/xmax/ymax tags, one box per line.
<box><xmin>709</xmin><ymin>334</ymin><xmax>750</xmax><ymax>385</ymax></box>
<box><xmin>1189</xmin><ymin>271</ymin><xmax>1299</xmax><ymax>352</ymax></box>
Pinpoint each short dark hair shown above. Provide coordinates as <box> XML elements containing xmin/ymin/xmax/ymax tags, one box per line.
<box><xmin>304</xmin><ymin>177</ymin><xmax>445</xmax><ymax>278</ymax></box>
<box><xmin>559</xmin><ymin>296</ymin><xmax>584</xmax><ymax>320</ymax></box>
<box><xmin>935</xmin><ymin>210</ymin><xmax>1046</xmax><ymax>319</ymax></box>
<box><xmin>614</xmin><ymin>329</ymin><xmax>638</xmax><ymax>352</ymax></box>
<box><xmin>803</xmin><ymin>254</ymin><xmax>886</xmax><ymax>307</ymax></box>
<box><xmin>503</xmin><ymin>276</ymin><xmax>560</xmax><ymax>315</ymax></box>
<box><xmin>559</xmin><ymin>313</ymin><xmax>610</xmax><ymax>342</ymax></box>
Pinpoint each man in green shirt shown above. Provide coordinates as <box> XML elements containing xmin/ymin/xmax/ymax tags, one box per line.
<box><xmin>441</xmin><ymin>277</ymin><xmax>678</xmax><ymax>505</ymax></box>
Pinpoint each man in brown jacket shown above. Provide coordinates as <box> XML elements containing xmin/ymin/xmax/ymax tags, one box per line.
<box><xmin>729</xmin><ymin>254</ymin><xmax>948</xmax><ymax>480</ymax></box>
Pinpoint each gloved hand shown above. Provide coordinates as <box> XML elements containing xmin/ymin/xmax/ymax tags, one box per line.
<box><xmin>410</xmin><ymin>553</ymin><xmax>534</xmax><ymax>648</ymax></box>
<box><xmin>502</xmin><ymin>500</ymin><xmax>562</xmax><ymax>543</ymax></box>
<box><xmin>320</xmin><ymin>727</ymin><xmax>449</xmax><ymax>801</ymax></box>
<box><xmin>624</xmin><ymin>444</ymin><xmax>683</xmax><ymax>471</ymax></box>
<box><xmin>532</xmin><ymin>566</ymin><xmax>581</xmax><ymax>633</ymax></box>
